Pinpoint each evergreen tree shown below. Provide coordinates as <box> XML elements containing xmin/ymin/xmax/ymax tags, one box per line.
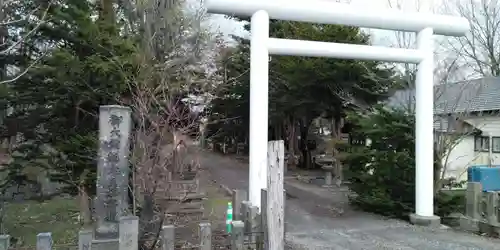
<box><xmin>344</xmin><ymin>105</ymin><xmax>465</xmax><ymax>218</ymax></box>
<box><xmin>207</xmin><ymin>20</ymin><xmax>396</xmax><ymax>167</ymax></box>
<box><xmin>1</xmin><ymin>0</ymin><xmax>138</xmax><ymax>196</ymax></box>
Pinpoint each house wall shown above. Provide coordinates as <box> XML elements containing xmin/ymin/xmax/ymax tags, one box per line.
<box><xmin>465</xmin><ymin>115</ymin><xmax>500</xmax><ymax>165</ymax></box>
<box><xmin>442</xmin><ymin>115</ymin><xmax>500</xmax><ymax>183</ymax></box>
<box><xmin>441</xmin><ymin>135</ymin><xmax>476</xmax><ymax>183</ymax></box>
<box><xmin>465</xmin><ymin>116</ymin><xmax>500</xmax><ymax>135</ymax></box>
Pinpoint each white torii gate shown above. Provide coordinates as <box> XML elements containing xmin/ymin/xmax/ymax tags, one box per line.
<box><xmin>205</xmin><ymin>0</ymin><xmax>469</xmax><ymax>224</ymax></box>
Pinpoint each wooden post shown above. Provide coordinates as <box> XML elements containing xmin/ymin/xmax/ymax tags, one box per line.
<box><xmin>283</xmin><ymin>189</ymin><xmax>286</xmax><ymax>240</ymax></box>
<box><xmin>78</xmin><ymin>230</ymin><xmax>93</xmax><ymax>250</ymax></box>
<box><xmin>231</xmin><ymin>221</ymin><xmax>245</xmax><ymax>250</ymax></box>
<box><xmin>36</xmin><ymin>233</ymin><xmax>52</xmax><ymax>250</ymax></box>
<box><xmin>249</xmin><ymin>205</ymin><xmax>259</xmax><ymax>249</ymax></box>
<box><xmin>119</xmin><ymin>216</ymin><xmax>139</xmax><ymax>250</ymax></box>
<box><xmin>466</xmin><ymin>182</ymin><xmax>482</xmax><ymax>219</ymax></box>
<box><xmin>0</xmin><ymin>235</ymin><xmax>10</xmax><ymax>250</ymax></box>
<box><xmin>199</xmin><ymin>223</ymin><xmax>211</xmax><ymax>250</ymax></box>
<box><xmin>267</xmin><ymin>140</ymin><xmax>285</xmax><ymax>250</ymax></box>
<box><xmin>232</xmin><ymin>189</ymin><xmax>247</xmax><ymax>220</ymax></box>
<box><xmin>240</xmin><ymin>201</ymin><xmax>250</xmax><ymax>232</ymax></box>
<box><xmin>240</xmin><ymin>200</ymin><xmax>250</xmax><ymax>244</ymax></box>
<box><xmin>160</xmin><ymin>225</ymin><xmax>175</xmax><ymax>250</ymax></box>
<box><xmin>255</xmin><ymin>212</ymin><xmax>264</xmax><ymax>250</ymax></box>
<box><xmin>260</xmin><ymin>188</ymin><xmax>268</xmax><ymax>250</ymax></box>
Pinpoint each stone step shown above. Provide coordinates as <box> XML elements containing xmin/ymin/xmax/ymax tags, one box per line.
<box><xmin>163</xmin><ymin>192</ymin><xmax>206</xmax><ymax>201</ymax></box>
<box><xmin>166</xmin><ymin>207</ymin><xmax>204</xmax><ymax>214</ymax></box>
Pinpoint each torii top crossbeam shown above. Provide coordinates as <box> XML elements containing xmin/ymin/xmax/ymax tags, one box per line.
<box><xmin>205</xmin><ymin>0</ymin><xmax>469</xmax><ymax>36</ymax></box>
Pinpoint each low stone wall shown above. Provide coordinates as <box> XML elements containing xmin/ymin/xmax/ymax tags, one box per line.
<box><xmin>460</xmin><ymin>182</ymin><xmax>500</xmax><ymax>235</ymax></box>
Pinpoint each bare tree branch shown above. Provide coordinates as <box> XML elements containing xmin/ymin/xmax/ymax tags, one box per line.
<box><xmin>0</xmin><ymin>1</ymin><xmax>52</xmax><ymax>84</ymax></box>
<box><xmin>0</xmin><ymin>50</ymin><xmax>48</xmax><ymax>85</ymax></box>
<box><xmin>112</xmin><ymin>0</ymin><xmax>225</xmax><ymax>247</ymax></box>
<box><xmin>444</xmin><ymin>0</ymin><xmax>500</xmax><ymax>77</ymax></box>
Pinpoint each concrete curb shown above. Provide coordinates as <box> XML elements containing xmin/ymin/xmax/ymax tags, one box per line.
<box><xmin>218</xmin><ymin>182</ymin><xmax>297</xmax><ymax>199</ymax></box>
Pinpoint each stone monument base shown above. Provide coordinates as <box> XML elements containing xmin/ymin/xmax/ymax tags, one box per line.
<box><xmin>95</xmin><ymin>221</ymin><xmax>119</xmax><ymax>239</ymax></box>
<box><xmin>409</xmin><ymin>213</ymin><xmax>441</xmax><ymax>227</ymax></box>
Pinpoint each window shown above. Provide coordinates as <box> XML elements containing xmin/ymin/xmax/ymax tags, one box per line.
<box><xmin>474</xmin><ymin>136</ymin><xmax>489</xmax><ymax>152</ymax></box>
<box><xmin>474</xmin><ymin>136</ymin><xmax>500</xmax><ymax>153</ymax></box>
<box><xmin>493</xmin><ymin>137</ymin><xmax>500</xmax><ymax>153</ymax></box>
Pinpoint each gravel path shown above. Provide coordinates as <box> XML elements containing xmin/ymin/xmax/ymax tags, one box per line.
<box><xmin>199</xmin><ymin>149</ymin><xmax>500</xmax><ymax>250</ymax></box>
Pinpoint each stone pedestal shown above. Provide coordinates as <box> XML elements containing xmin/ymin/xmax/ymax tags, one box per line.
<box><xmin>322</xmin><ymin>165</ymin><xmax>334</xmax><ymax>187</ymax></box>
<box><xmin>409</xmin><ymin>213</ymin><xmax>441</xmax><ymax>227</ymax></box>
<box><xmin>95</xmin><ymin>105</ymin><xmax>132</xmax><ymax>239</ymax></box>
<box><xmin>316</xmin><ymin>156</ymin><xmax>336</xmax><ymax>188</ymax></box>
<box><xmin>92</xmin><ymin>239</ymin><xmax>119</xmax><ymax>250</ymax></box>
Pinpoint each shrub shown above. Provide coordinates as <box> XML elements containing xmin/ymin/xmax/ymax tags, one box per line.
<box><xmin>344</xmin><ymin>106</ymin><xmax>464</xmax><ymax>219</ymax></box>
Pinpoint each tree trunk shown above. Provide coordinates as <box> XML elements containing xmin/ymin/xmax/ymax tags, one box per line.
<box><xmin>99</xmin><ymin>0</ymin><xmax>115</xmax><ymax>24</ymax></box>
<box><xmin>286</xmin><ymin>118</ymin><xmax>298</xmax><ymax>169</ymax></box>
<box><xmin>331</xmin><ymin>116</ymin><xmax>344</xmax><ymax>185</ymax></box>
<box><xmin>77</xmin><ymin>168</ymin><xmax>92</xmax><ymax>225</ymax></box>
<box><xmin>299</xmin><ymin>118</ymin><xmax>312</xmax><ymax>169</ymax></box>
<box><xmin>275</xmin><ymin>124</ymin><xmax>282</xmax><ymax>141</ymax></box>
<box><xmin>0</xmin><ymin>0</ymin><xmax>7</xmax><ymax>81</ymax></box>
<box><xmin>78</xmin><ymin>186</ymin><xmax>92</xmax><ymax>226</ymax></box>
<box><xmin>434</xmin><ymin>146</ymin><xmax>443</xmax><ymax>194</ymax></box>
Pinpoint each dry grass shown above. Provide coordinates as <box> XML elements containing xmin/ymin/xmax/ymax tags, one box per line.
<box><xmin>200</xmin><ymin>166</ymin><xmax>231</xmax><ymax>248</ymax></box>
<box><xmin>204</xmin><ymin>181</ymin><xmax>230</xmax><ymax>230</ymax></box>
<box><xmin>3</xmin><ymin>197</ymin><xmax>80</xmax><ymax>247</ymax></box>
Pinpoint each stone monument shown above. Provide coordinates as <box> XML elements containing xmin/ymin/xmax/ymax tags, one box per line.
<box><xmin>95</xmin><ymin>105</ymin><xmax>132</xmax><ymax>239</ymax></box>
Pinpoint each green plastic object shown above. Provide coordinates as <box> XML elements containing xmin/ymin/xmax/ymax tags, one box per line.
<box><xmin>226</xmin><ymin>202</ymin><xmax>233</xmax><ymax>233</ymax></box>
